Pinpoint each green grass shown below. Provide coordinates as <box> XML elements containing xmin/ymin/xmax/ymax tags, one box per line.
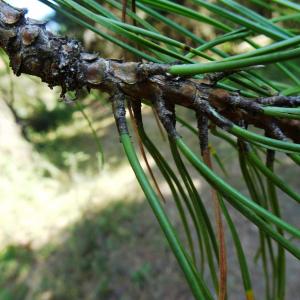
<box><xmin>0</xmin><ymin>201</ymin><xmax>191</xmax><ymax>300</ymax></box>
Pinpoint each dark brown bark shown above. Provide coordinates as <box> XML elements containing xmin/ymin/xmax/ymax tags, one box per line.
<box><xmin>1</xmin><ymin>0</ymin><xmax>300</xmax><ymax>141</ymax></box>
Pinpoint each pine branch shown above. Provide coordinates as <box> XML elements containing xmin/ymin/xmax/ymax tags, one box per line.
<box><xmin>1</xmin><ymin>0</ymin><xmax>300</xmax><ymax>143</ymax></box>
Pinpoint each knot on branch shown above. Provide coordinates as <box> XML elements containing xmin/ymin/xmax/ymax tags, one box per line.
<box><xmin>0</xmin><ymin>0</ymin><xmax>87</xmax><ymax>96</ymax></box>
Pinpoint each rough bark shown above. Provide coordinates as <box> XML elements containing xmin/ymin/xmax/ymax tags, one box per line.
<box><xmin>0</xmin><ymin>0</ymin><xmax>300</xmax><ymax>141</ymax></box>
